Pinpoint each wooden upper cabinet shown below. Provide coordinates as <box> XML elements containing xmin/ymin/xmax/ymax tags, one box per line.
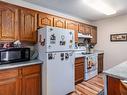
<box><xmin>0</xmin><ymin>3</ymin><xmax>19</xmax><ymax>41</ymax></box>
<box><xmin>53</xmin><ymin>16</ymin><xmax>66</xmax><ymax>28</ymax></box>
<box><xmin>66</xmin><ymin>20</ymin><xmax>79</xmax><ymax>42</ymax></box>
<box><xmin>78</xmin><ymin>23</ymin><xmax>85</xmax><ymax>34</ymax></box>
<box><xmin>91</xmin><ymin>26</ymin><xmax>97</xmax><ymax>45</ymax></box>
<box><xmin>20</xmin><ymin>8</ymin><xmax>37</xmax><ymax>43</ymax></box>
<box><xmin>84</xmin><ymin>25</ymin><xmax>91</xmax><ymax>35</ymax></box>
<box><xmin>38</xmin><ymin>13</ymin><xmax>53</xmax><ymax>28</ymax></box>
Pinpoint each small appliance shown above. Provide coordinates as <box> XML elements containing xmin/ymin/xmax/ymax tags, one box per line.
<box><xmin>0</xmin><ymin>48</ymin><xmax>30</xmax><ymax>64</ymax></box>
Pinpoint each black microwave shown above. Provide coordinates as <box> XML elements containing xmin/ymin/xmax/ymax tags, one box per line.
<box><xmin>0</xmin><ymin>48</ymin><xmax>30</xmax><ymax>64</ymax></box>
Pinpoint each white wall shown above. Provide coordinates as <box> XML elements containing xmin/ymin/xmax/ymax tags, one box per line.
<box><xmin>93</xmin><ymin>15</ymin><xmax>127</xmax><ymax>70</ymax></box>
<box><xmin>1</xmin><ymin>0</ymin><xmax>91</xmax><ymax>24</ymax></box>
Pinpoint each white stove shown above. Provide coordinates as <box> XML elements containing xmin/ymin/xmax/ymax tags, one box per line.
<box><xmin>74</xmin><ymin>48</ymin><xmax>98</xmax><ymax>81</ymax></box>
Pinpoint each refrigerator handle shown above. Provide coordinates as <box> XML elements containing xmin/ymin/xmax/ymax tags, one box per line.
<box><xmin>69</xmin><ymin>51</ymin><xmax>75</xmax><ymax>56</ymax></box>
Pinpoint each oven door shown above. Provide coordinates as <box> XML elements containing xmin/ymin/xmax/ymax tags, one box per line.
<box><xmin>85</xmin><ymin>55</ymin><xmax>97</xmax><ymax>73</ymax></box>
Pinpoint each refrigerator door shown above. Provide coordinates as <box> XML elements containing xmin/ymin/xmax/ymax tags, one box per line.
<box><xmin>45</xmin><ymin>51</ymin><xmax>75</xmax><ymax>95</ymax></box>
<box><xmin>38</xmin><ymin>26</ymin><xmax>75</xmax><ymax>52</ymax></box>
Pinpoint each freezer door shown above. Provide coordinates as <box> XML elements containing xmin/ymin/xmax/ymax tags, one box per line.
<box><xmin>46</xmin><ymin>51</ymin><xmax>75</xmax><ymax>95</ymax></box>
<box><xmin>46</xmin><ymin>26</ymin><xmax>75</xmax><ymax>52</ymax></box>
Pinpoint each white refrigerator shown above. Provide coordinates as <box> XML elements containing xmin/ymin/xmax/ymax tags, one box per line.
<box><xmin>37</xmin><ymin>26</ymin><xmax>75</xmax><ymax>95</ymax></box>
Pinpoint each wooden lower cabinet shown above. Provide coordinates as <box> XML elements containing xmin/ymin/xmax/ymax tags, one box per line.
<box><xmin>107</xmin><ymin>76</ymin><xmax>121</xmax><ymax>95</ymax></box>
<box><xmin>0</xmin><ymin>64</ymin><xmax>41</xmax><ymax>95</ymax></box>
<box><xmin>75</xmin><ymin>57</ymin><xmax>84</xmax><ymax>84</ymax></box>
<box><xmin>0</xmin><ymin>78</ymin><xmax>21</xmax><ymax>95</ymax></box>
<box><xmin>22</xmin><ymin>73</ymin><xmax>40</xmax><ymax>95</ymax></box>
<box><xmin>0</xmin><ymin>78</ymin><xmax>20</xmax><ymax>95</ymax></box>
<box><xmin>0</xmin><ymin>68</ymin><xmax>20</xmax><ymax>95</ymax></box>
<box><xmin>22</xmin><ymin>64</ymin><xmax>41</xmax><ymax>95</ymax></box>
<box><xmin>98</xmin><ymin>53</ymin><xmax>104</xmax><ymax>74</ymax></box>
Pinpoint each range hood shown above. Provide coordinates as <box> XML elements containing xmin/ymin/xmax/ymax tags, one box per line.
<box><xmin>78</xmin><ymin>33</ymin><xmax>92</xmax><ymax>39</ymax></box>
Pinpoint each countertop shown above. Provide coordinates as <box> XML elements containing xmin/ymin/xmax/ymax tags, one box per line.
<box><xmin>0</xmin><ymin>59</ymin><xmax>43</xmax><ymax>70</ymax></box>
<box><xmin>104</xmin><ymin>61</ymin><xmax>127</xmax><ymax>80</ymax></box>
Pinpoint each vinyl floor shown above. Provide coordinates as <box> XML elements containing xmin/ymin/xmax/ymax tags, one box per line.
<box><xmin>69</xmin><ymin>74</ymin><xmax>104</xmax><ymax>95</ymax></box>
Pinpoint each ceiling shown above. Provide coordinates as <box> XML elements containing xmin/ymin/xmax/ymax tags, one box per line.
<box><xmin>23</xmin><ymin>0</ymin><xmax>127</xmax><ymax>21</ymax></box>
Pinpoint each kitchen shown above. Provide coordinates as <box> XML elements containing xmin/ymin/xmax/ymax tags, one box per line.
<box><xmin>0</xmin><ymin>0</ymin><xmax>127</xmax><ymax>95</ymax></box>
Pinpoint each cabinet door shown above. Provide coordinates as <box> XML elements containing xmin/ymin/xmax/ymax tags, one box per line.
<box><xmin>53</xmin><ymin>17</ymin><xmax>66</xmax><ymax>28</ymax></box>
<box><xmin>0</xmin><ymin>3</ymin><xmax>19</xmax><ymax>41</ymax></box>
<box><xmin>22</xmin><ymin>73</ymin><xmax>41</xmax><ymax>95</ymax></box>
<box><xmin>20</xmin><ymin>8</ymin><xmax>37</xmax><ymax>43</ymax></box>
<box><xmin>84</xmin><ymin>25</ymin><xmax>91</xmax><ymax>35</ymax></box>
<box><xmin>75</xmin><ymin>57</ymin><xmax>84</xmax><ymax>84</ymax></box>
<box><xmin>75</xmin><ymin>63</ymin><xmax>84</xmax><ymax>84</ymax></box>
<box><xmin>0</xmin><ymin>78</ymin><xmax>20</xmax><ymax>95</ymax></box>
<box><xmin>66</xmin><ymin>20</ymin><xmax>79</xmax><ymax>42</ymax></box>
<box><xmin>107</xmin><ymin>76</ymin><xmax>121</xmax><ymax>95</ymax></box>
<box><xmin>38</xmin><ymin>13</ymin><xmax>53</xmax><ymax>28</ymax></box>
<box><xmin>22</xmin><ymin>64</ymin><xmax>41</xmax><ymax>95</ymax></box>
<box><xmin>0</xmin><ymin>68</ymin><xmax>20</xmax><ymax>95</ymax></box>
<box><xmin>78</xmin><ymin>23</ymin><xmax>85</xmax><ymax>34</ymax></box>
<box><xmin>91</xmin><ymin>26</ymin><xmax>97</xmax><ymax>45</ymax></box>
<box><xmin>98</xmin><ymin>53</ymin><xmax>104</xmax><ymax>74</ymax></box>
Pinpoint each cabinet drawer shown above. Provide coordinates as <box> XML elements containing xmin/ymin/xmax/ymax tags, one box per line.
<box><xmin>75</xmin><ymin>57</ymin><xmax>84</xmax><ymax>64</ymax></box>
<box><xmin>75</xmin><ymin>63</ymin><xmax>84</xmax><ymax>83</ymax></box>
<box><xmin>0</xmin><ymin>69</ymin><xmax>18</xmax><ymax>80</ymax></box>
<box><xmin>98</xmin><ymin>53</ymin><xmax>104</xmax><ymax>73</ymax></box>
<box><xmin>22</xmin><ymin>64</ymin><xmax>41</xmax><ymax>76</ymax></box>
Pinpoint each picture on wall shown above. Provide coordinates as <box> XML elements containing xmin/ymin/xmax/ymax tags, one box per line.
<box><xmin>110</xmin><ymin>33</ymin><xmax>127</xmax><ymax>41</ymax></box>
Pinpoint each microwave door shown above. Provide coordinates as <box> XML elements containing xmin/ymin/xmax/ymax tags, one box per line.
<box><xmin>1</xmin><ymin>51</ymin><xmax>21</xmax><ymax>62</ymax></box>
<box><xmin>2</xmin><ymin>51</ymin><xmax>9</xmax><ymax>61</ymax></box>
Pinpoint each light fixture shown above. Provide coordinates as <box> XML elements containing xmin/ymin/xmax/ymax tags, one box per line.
<box><xmin>83</xmin><ymin>0</ymin><xmax>116</xmax><ymax>15</ymax></box>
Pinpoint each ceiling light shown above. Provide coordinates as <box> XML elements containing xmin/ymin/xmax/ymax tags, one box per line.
<box><xmin>83</xmin><ymin>0</ymin><xmax>116</xmax><ymax>15</ymax></box>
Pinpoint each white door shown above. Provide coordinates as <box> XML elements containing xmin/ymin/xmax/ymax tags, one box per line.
<box><xmin>46</xmin><ymin>26</ymin><xmax>75</xmax><ymax>52</ymax></box>
<box><xmin>46</xmin><ymin>51</ymin><xmax>75</xmax><ymax>95</ymax></box>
